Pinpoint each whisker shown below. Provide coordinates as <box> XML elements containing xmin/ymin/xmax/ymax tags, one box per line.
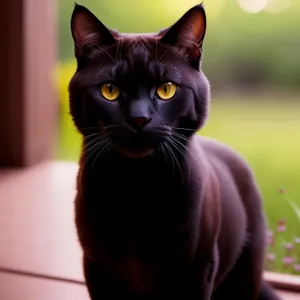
<box><xmin>165</xmin><ymin>140</ymin><xmax>184</xmax><ymax>180</ymax></box>
<box><xmin>159</xmin><ymin>142</ymin><xmax>169</xmax><ymax>164</ymax></box>
<box><xmin>166</xmin><ymin>139</ymin><xmax>184</xmax><ymax>181</ymax></box>
<box><xmin>84</xmin><ymin>133</ymin><xmax>108</xmax><ymax>149</ymax></box>
<box><xmin>162</xmin><ymin>141</ymin><xmax>175</xmax><ymax>174</ymax></box>
<box><xmin>170</xmin><ymin>126</ymin><xmax>196</xmax><ymax>132</ymax></box>
<box><xmin>170</xmin><ymin>136</ymin><xmax>190</xmax><ymax>183</ymax></box>
<box><xmin>79</xmin><ymin>126</ymin><xmax>102</xmax><ymax>131</ymax></box>
<box><xmin>158</xmin><ymin>48</ymin><xmax>171</xmax><ymax>64</ymax></box>
<box><xmin>84</xmin><ymin>133</ymin><xmax>104</xmax><ymax>142</ymax></box>
<box><xmin>83</xmin><ymin>137</ymin><xmax>104</xmax><ymax>157</ymax></box>
<box><xmin>83</xmin><ymin>139</ymin><xmax>106</xmax><ymax>164</ymax></box>
<box><xmin>84</xmin><ymin>136</ymin><xmax>102</xmax><ymax>150</ymax></box>
<box><xmin>172</xmin><ymin>132</ymin><xmax>190</xmax><ymax>143</ymax></box>
<box><xmin>92</xmin><ymin>139</ymin><xmax>112</xmax><ymax>168</ymax></box>
<box><xmin>84</xmin><ymin>138</ymin><xmax>110</xmax><ymax>167</ymax></box>
<box><xmin>170</xmin><ymin>136</ymin><xmax>187</xmax><ymax>156</ymax></box>
<box><xmin>85</xmin><ymin>131</ymin><xmax>102</xmax><ymax>137</ymax></box>
<box><xmin>172</xmin><ymin>133</ymin><xmax>199</xmax><ymax>169</ymax></box>
<box><xmin>104</xmin><ymin>141</ymin><xmax>116</xmax><ymax>157</ymax></box>
<box><xmin>82</xmin><ymin>145</ymin><xmax>99</xmax><ymax>168</ymax></box>
<box><xmin>82</xmin><ymin>133</ymin><xmax>110</xmax><ymax>166</ymax></box>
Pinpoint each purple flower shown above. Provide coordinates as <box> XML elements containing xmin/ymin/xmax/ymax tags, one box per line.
<box><xmin>282</xmin><ymin>257</ymin><xmax>294</xmax><ymax>265</ymax></box>
<box><xmin>266</xmin><ymin>230</ymin><xmax>273</xmax><ymax>245</ymax></box>
<box><xmin>294</xmin><ymin>264</ymin><xmax>300</xmax><ymax>272</ymax></box>
<box><xmin>276</xmin><ymin>225</ymin><xmax>286</xmax><ymax>232</ymax></box>
<box><xmin>276</xmin><ymin>220</ymin><xmax>286</xmax><ymax>232</ymax></box>
<box><xmin>284</xmin><ymin>243</ymin><xmax>294</xmax><ymax>250</ymax></box>
<box><xmin>267</xmin><ymin>253</ymin><xmax>276</xmax><ymax>262</ymax></box>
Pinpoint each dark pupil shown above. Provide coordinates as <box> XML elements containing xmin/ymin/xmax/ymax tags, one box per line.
<box><xmin>163</xmin><ymin>83</ymin><xmax>169</xmax><ymax>93</ymax></box>
<box><xmin>108</xmin><ymin>84</ymin><xmax>114</xmax><ymax>94</ymax></box>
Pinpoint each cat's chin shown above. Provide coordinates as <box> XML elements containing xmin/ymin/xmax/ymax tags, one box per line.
<box><xmin>116</xmin><ymin>147</ymin><xmax>155</xmax><ymax>159</ymax></box>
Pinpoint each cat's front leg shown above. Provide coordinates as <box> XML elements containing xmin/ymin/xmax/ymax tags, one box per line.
<box><xmin>83</xmin><ymin>256</ymin><xmax>132</xmax><ymax>300</ymax></box>
<box><xmin>189</xmin><ymin>246</ymin><xmax>219</xmax><ymax>300</ymax></box>
<box><xmin>173</xmin><ymin>270</ymin><xmax>215</xmax><ymax>300</ymax></box>
<box><xmin>172</xmin><ymin>254</ymin><xmax>217</xmax><ymax>300</ymax></box>
<box><xmin>190</xmin><ymin>262</ymin><xmax>217</xmax><ymax>300</ymax></box>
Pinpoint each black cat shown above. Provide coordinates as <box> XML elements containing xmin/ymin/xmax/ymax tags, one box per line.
<box><xmin>69</xmin><ymin>3</ymin><xmax>281</xmax><ymax>300</ymax></box>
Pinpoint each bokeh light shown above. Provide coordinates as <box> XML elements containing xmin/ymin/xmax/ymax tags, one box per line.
<box><xmin>238</xmin><ymin>0</ymin><xmax>268</xmax><ymax>13</ymax></box>
<box><xmin>264</xmin><ymin>0</ymin><xmax>292</xmax><ymax>14</ymax></box>
<box><xmin>203</xmin><ymin>0</ymin><xmax>225</xmax><ymax>20</ymax></box>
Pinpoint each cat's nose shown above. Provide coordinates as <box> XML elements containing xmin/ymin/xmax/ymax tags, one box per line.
<box><xmin>127</xmin><ymin>117</ymin><xmax>152</xmax><ymax>131</ymax></box>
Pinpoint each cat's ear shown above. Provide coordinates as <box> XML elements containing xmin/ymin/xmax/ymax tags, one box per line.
<box><xmin>159</xmin><ymin>4</ymin><xmax>206</xmax><ymax>65</ymax></box>
<box><xmin>71</xmin><ymin>3</ymin><xmax>116</xmax><ymax>51</ymax></box>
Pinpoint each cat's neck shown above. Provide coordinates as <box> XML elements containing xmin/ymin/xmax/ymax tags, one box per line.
<box><xmin>80</xmin><ymin>134</ymin><xmax>203</xmax><ymax>182</ymax></box>
<box><xmin>83</xmin><ymin>149</ymin><xmax>184</xmax><ymax>173</ymax></box>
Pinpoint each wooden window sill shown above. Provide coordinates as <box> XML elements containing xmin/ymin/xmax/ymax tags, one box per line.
<box><xmin>265</xmin><ymin>271</ymin><xmax>300</xmax><ymax>293</ymax></box>
<box><xmin>0</xmin><ymin>161</ymin><xmax>299</xmax><ymax>299</ymax></box>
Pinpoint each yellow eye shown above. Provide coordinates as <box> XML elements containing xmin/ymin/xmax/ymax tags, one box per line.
<box><xmin>100</xmin><ymin>83</ymin><xmax>120</xmax><ymax>101</ymax></box>
<box><xmin>156</xmin><ymin>82</ymin><xmax>177</xmax><ymax>100</ymax></box>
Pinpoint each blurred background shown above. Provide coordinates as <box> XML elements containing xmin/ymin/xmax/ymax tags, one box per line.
<box><xmin>55</xmin><ymin>0</ymin><xmax>300</xmax><ymax>274</ymax></box>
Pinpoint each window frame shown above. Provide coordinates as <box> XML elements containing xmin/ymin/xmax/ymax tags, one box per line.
<box><xmin>0</xmin><ymin>0</ymin><xmax>57</xmax><ymax>167</ymax></box>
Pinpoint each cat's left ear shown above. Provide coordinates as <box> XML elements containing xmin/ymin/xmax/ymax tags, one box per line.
<box><xmin>71</xmin><ymin>4</ymin><xmax>116</xmax><ymax>55</ymax></box>
<box><xmin>159</xmin><ymin>4</ymin><xmax>206</xmax><ymax>67</ymax></box>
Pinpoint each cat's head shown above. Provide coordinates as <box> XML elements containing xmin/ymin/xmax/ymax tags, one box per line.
<box><xmin>69</xmin><ymin>3</ymin><xmax>210</xmax><ymax>159</ymax></box>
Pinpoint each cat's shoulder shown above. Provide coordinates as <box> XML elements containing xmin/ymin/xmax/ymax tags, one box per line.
<box><xmin>195</xmin><ymin>134</ymin><xmax>246</xmax><ymax>163</ymax></box>
<box><xmin>195</xmin><ymin>135</ymin><xmax>255</xmax><ymax>182</ymax></box>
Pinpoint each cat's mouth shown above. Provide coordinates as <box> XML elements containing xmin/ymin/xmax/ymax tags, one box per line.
<box><xmin>106</xmin><ymin>125</ymin><xmax>171</xmax><ymax>158</ymax></box>
<box><xmin>116</xmin><ymin>146</ymin><xmax>155</xmax><ymax>159</ymax></box>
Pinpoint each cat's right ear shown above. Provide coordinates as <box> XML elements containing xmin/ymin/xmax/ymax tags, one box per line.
<box><xmin>71</xmin><ymin>4</ymin><xmax>116</xmax><ymax>55</ymax></box>
<box><xmin>158</xmin><ymin>4</ymin><xmax>206</xmax><ymax>68</ymax></box>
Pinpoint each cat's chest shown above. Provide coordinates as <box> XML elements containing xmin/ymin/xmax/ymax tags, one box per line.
<box><xmin>86</xmin><ymin>162</ymin><xmax>190</xmax><ymax>210</ymax></box>
<box><xmin>80</xmin><ymin>162</ymin><xmax>200</xmax><ymax>247</ymax></box>
<box><xmin>88</xmin><ymin>169</ymin><xmax>191</xmax><ymax>222</ymax></box>
<box><xmin>78</xmin><ymin>162</ymin><xmax>202</xmax><ymax>293</ymax></box>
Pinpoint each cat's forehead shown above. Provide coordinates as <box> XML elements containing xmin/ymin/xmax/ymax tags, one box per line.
<box><xmin>115</xmin><ymin>34</ymin><xmax>158</xmax><ymax>60</ymax></box>
<box><xmin>110</xmin><ymin>34</ymin><xmax>186</xmax><ymax>79</ymax></box>
<box><xmin>119</xmin><ymin>32</ymin><xmax>157</xmax><ymax>38</ymax></box>
<box><xmin>117</xmin><ymin>32</ymin><xmax>159</xmax><ymax>48</ymax></box>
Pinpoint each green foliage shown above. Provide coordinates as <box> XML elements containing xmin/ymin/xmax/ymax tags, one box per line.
<box><xmin>54</xmin><ymin>62</ymin><xmax>82</xmax><ymax>160</ymax></box>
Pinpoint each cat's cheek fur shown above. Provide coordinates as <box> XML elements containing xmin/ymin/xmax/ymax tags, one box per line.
<box><xmin>174</xmin><ymin>73</ymin><xmax>210</xmax><ymax>133</ymax></box>
<box><xmin>194</xmin><ymin>72</ymin><xmax>211</xmax><ymax>128</ymax></box>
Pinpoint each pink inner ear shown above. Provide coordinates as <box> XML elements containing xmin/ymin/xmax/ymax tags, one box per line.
<box><xmin>182</xmin><ymin>13</ymin><xmax>205</xmax><ymax>45</ymax></box>
<box><xmin>191</xmin><ymin>15</ymin><xmax>206</xmax><ymax>43</ymax></box>
<box><xmin>73</xmin><ymin>12</ymin><xmax>98</xmax><ymax>46</ymax></box>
